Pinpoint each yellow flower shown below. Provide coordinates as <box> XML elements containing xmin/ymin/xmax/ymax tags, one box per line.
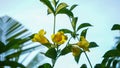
<box><xmin>77</xmin><ymin>36</ymin><xmax>90</xmax><ymax>51</ymax></box>
<box><xmin>51</xmin><ymin>31</ymin><xmax>67</xmax><ymax>45</ymax></box>
<box><xmin>32</xmin><ymin>29</ymin><xmax>49</xmax><ymax>44</ymax></box>
<box><xmin>71</xmin><ymin>45</ymin><xmax>81</xmax><ymax>56</ymax></box>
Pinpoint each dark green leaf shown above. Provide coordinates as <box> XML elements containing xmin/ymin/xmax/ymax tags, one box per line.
<box><xmin>40</xmin><ymin>0</ymin><xmax>54</xmax><ymax>14</ymax></box>
<box><xmin>70</xmin><ymin>4</ymin><xmax>78</xmax><ymax>11</ymax></box>
<box><xmin>60</xmin><ymin>45</ymin><xmax>72</xmax><ymax>55</ymax></box>
<box><xmin>111</xmin><ymin>24</ymin><xmax>120</xmax><ymax>30</ymax></box>
<box><xmin>0</xmin><ymin>41</ymin><xmax>6</xmax><ymax>54</ymax></box>
<box><xmin>80</xmin><ymin>64</ymin><xmax>87</xmax><ymax>68</ymax></box>
<box><xmin>117</xmin><ymin>42</ymin><xmax>120</xmax><ymax>51</ymax></box>
<box><xmin>80</xmin><ymin>28</ymin><xmax>88</xmax><ymax>38</ymax></box>
<box><xmin>77</xmin><ymin>23</ymin><xmax>92</xmax><ymax>31</ymax></box>
<box><xmin>58</xmin><ymin>29</ymin><xmax>72</xmax><ymax>34</ymax></box>
<box><xmin>113</xmin><ymin>60</ymin><xmax>119</xmax><ymax>68</ymax></box>
<box><xmin>106</xmin><ymin>58</ymin><xmax>114</xmax><ymax>68</ymax></box>
<box><xmin>38</xmin><ymin>63</ymin><xmax>52</xmax><ymax>68</ymax></box>
<box><xmin>103</xmin><ymin>50</ymin><xmax>120</xmax><ymax>58</ymax></box>
<box><xmin>52</xmin><ymin>0</ymin><xmax>57</xmax><ymax>7</ymax></box>
<box><xmin>94</xmin><ymin>64</ymin><xmax>102</xmax><ymax>68</ymax></box>
<box><xmin>57</xmin><ymin>8</ymin><xmax>73</xmax><ymax>17</ymax></box>
<box><xmin>0</xmin><ymin>61</ymin><xmax>25</xmax><ymax>68</ymax></box>
<box><xmin>74</xmin><ymin>49</ymin><xmax>82</xmax><ymax>63</ymax></box>
<box><xmin>71</xmin><ymin>17</ymin><xmax>78</xmax><ymax>31</ymax></box>
<box><xmin>55</xmin><ymin>2</ymin><xmax>68</xmax><ymax>15</ymax></box>
<box><xmin>45</xmin><ymin>48</ymin><xmax>57</xmax><ymax>60</ymax></box>
<box><xmin>101</xmin><ymin>58</ymin><xmax>109</xmax><ymax>68</ymax></box>
<box><xmin>89</xmin><ymin>42</ymin><xmax>98</xmax><ymax>48</ymax></box>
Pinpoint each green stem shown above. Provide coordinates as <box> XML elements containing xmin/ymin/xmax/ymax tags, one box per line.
<box><xmin>77</xmin><ymin>37</ymin><xmax>92</xmax><ymax>68</ymax></box>
<box><xmin>83</xmin><ymin>51</ymin><xmax>93</xmax><ymax>68</ymax></box>
<box><xmin>53</xmin><ymin>15</ymin><xmax>56</xmax><ymax>34</ymax></box>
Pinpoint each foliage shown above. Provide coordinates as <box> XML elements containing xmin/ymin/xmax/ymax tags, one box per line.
<box><xmin>94</xmin><ymin>24</ymin><xmax>120</xmax><ymax>68</ymax></box>
<box><xmin>31</xmin><ymin>0</ymin><xmax>98</xmax><ymax>68</ymax></box>
<box><xmin>0</xmin><ymin>16</ymin><xmax>40</xmax><ymax>67</ymax></box>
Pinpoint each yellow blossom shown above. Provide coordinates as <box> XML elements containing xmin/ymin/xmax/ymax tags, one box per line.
<box><xmin>51</xmin><ymin>31</ymin><xmax>67</xmax><ymax>45</ymax></box>
<box><xmin>71</xmin><ymin>45</ymin><xmax>81</xmax><ymax>56</ymax></box>
<box><xmin>77</xmin><ymin>36</ymin><xmax>90</xmax><ymax>51</ymax></box>
<box><xmin>32</xmin><ymin>29</ymin><xmax>49</xmax><ymax>44</ymax></box>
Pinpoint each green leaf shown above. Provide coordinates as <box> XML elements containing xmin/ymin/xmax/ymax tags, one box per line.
<box><xmin>70</xmin><ymin>4</ymin><xmax>78</xmax><ymax>11</ymax></box>
<box><xmin>89</xmin><ymin>42</ymin><xmax>98</xmax><ymax>48</ymax></box>
<box><xmin>45</xmin><ymin>48</ymin><xmax>57</xmax><ymax>60</ymax></box>
<box><xmin>55</xmin><ymin>2</ymin><xmax>68</xmax><ymax>15</ymax></box>
<box><xmin>106</xmin><ymin>58</ymin><xmax>114</xmax><ymax>68</ymax></box>
<box><xmin>103</xmin><ymin>50</ymin><xmax>120</xmax><ymax>58</ymax></box>
<box><xmin>77</xmin><ymin>23</ymin><xmax>92</xmax><ymax>31</ymax></box>
<box><xmin>40</xmin><ymin>0</ymin><xmax>54</xmax><ymax>14</ymax></box>
<box><xmin>80</xmin><ymin>28</ymin><xmax>88</xmax><ymax>38</ymax></box>
<box><xmin>117</xmin><ymin>42</ymin><xmax>120</xmax><ymax>51</ymax></box>
<box><xmin>52</xmin><ymin>0</ymin><xmax>59</xmax><ymax>7</ymax></box>
<box><xmin>94</xmin><ymin>64</ymin><xmax>102</xmax><ymax>68</ymax></box>
<box><xmin>74</xmin><ymin>49</ymin><xmax>82</xmax><ymax>63</ymax></box>
<box><xmin>60</xmin><ymin>45</ymin><xmax>72</xmax><ymax>55</ymax></box>
<box><xmin>58</xmin><ymin>29</ymin><xmax>72</xmax><ymax>34</ymax></box>
<box><xmin>0</xmin><ymin>61</ymin><xmax>25</xmax><ymax>68</ymax></box>
<box><xmin>57</xmin><ymin>8</ymin><xmax>73</xmax><ymax>17</ymax></box>
<box><xmin>38</xmin><ymin>63</ymin><xmax>52</xmax><ymax>68</ymax></box>
<box><xmin>71</xmin><ymin>17</ymin><xmax>78</xmax><ymax>31</ymax></box>
<box><xmin>113</xmin><ymin>60</ymin><xmax>119</xmax><ymax>68</ymax></box>
<box><xmin>101</xmin><ymin>58</ymin><xmax>109</xmax><ymax>67</ymax></box>
<box><xmin>111</xmin><ymin>24</ymin><xmax>120</xmax><ymax>30</ymax></box>
<box><xmin>6</xmin><ymin>45</ymin><xmax>40</xmax><ymax>59</ymax></box>
<box><xmin>0</xmin><ymin>41</ymin><xmax>6</xmax><ymax>54</ymax></box>
<box><xmin>80</xmin><ymin>64</ymin><xmax>87</xmax><ymax>68</ymax></box>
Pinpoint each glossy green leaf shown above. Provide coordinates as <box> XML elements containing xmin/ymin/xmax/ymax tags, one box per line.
<box><xmin>111</xmin><ymin>24</ymin><xmax>120</xmax><ymax>30</ymax></box>
<box><xmin>117</xmin><ymin>42</ymin><xmax>120</xmax><ymax>51</ymax></box>
<box><xmin>80</xmin><ymin>64</ymin><xmax>87</xmax><ymax>68</ymax></box>
<box><xmin>45</xmin><ymin>48</ymin><xmax>57</xmax><ymax>60</ymax></box>
<box><xmin>74</xmin><ymin>49</ymin><xmax>82</xmax><ymax>63</ymax></box>
<box><xmin>71</xmin><ymin>17</ymin><xmax>78</xmax><ymax>31</ymax></box>
<box><xmin>89</xmin><ymin>42</ymin><xmax>98</xmax><ymax>48</ymax></box>
<box><xmin>57</xmin><ymin>8</ymin><xmax>73</xmax><ymax>17</ymax></box>
<box><xmin>58</xmin><ymin>29</ymin><xmax>72</xmax><ymax>34</ymax></box>
<box><xmin>70</xmin><ymin>4</ymin><xmax>78</xmax><ymax>11</ymax></box>
<box><xmin>0</xmin><ymin>61</ymin><xmax>25</xmax><ymax>68</ymax></box>
<box><xmin>77</xmin><ymin>23</ymin><xmax>92</xmax><ymax>31</ymax></box>
<box><xmin>80</xmin><ymin>28</ymin><xmax>88</xmax><ymax>38</ymax></box>
<box><xmin>40</xmin><ymin>0</ymin><xmax>54</xmax><ymax>14</ymax></box>
<box><xmin>103</xmin><ymin>50</ymin><xmax>120</xmax><ymax>58</ymax></box>
<box><xmin>60</xmin><ymin>45</ymin><xmax>72</xmax><ymax>55</ymax></box>
<box><xmin>38</xmin><ymin>63</ymin><xmax>52</xmax><ymax>68</ymax></box>
<box><xmin>55</xmin><ymin>2</ymin><xmax>68</xmax><ymax>15</ymax></box>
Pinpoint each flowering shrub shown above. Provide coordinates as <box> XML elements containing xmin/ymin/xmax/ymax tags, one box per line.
<box><xmin>32</xmin><ymin>0</ymin><xmax>98</xmax><ymax>68</ymax></box>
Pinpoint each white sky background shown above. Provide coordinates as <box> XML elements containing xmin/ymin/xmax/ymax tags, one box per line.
<box><xmin>0</xmin><ymin>0</ymin><xmax>120</xmax><ymax>68</ymax></box>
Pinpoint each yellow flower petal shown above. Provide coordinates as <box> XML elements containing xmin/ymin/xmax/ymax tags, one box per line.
<box><xmin>51</xmin><ymin>31</ymin><xmax>67</xmax><ymax>45</ymax></box>
<box><xmin>77</xmin><ymin>36</ymin><xmax>90</xmax><ymax>51</ymax></box>
<box><xmin>71</xmin><ymin>45</ymin><xmax>81</xmax><ymax>56</ymax></box>
<box><xmin>32</xmin><ymin>29</ymin><xmax>49</xmax><ymax>44</ymax></box>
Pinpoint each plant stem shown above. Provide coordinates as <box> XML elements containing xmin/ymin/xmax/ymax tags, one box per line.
<box><xmin>83</xmin><ymin>51</ymin><xmax>93</xmax><ymax>68</ymax></box>
<box><xmin>77</xmin><ymin>37</ymin><xmax>92</xmax><ymax>68</ymax></box>
<box><xmin>53</xmin><ymin>15</ymin><xmax>56</xmax><ymax>34</ymax></box>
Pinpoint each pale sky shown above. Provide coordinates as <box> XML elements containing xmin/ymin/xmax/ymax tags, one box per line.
<box><xmin>0</xmin><ymin>0</ymin><xmax>120</xmax><ymax>68</ymax></box>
